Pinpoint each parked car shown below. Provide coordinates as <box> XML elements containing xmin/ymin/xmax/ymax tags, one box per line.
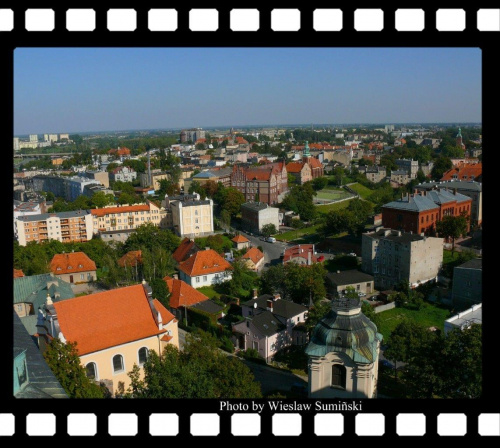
<box><xmin>348</xmin><ymin>252</ymin><xmax>357</xmax><ymax>257</ymax></box>
<box><xmin>369</xmin><ymin>295</ymin><xmax>378</xmax><ymax>301</ymax></box>
<box><xmin>266</xmin><ymin>237</ymin><xmax>276</xmax><ymax>243</ymax></box>
<box><xmin>358</xmin><ymin>292</ymin><xmax>366</xmax><ymax>297</ymax></box>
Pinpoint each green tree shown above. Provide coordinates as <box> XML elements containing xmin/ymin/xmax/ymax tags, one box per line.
<box><xmin>312</xmin><ymin>176</ymin><xmax>329</xmax><ymax>191</ymax></box>
<box><xmin>436</xmin><ymin>214</ymin><xmax>469</xmax><ymax>254</ymax></box>
<box><xmin>431</xmin><ymin>156</ymin><xmax>452</xmax><ymax>180</ymax></box>
<box><xmin>157</xmin><ymin>178</ymin><xmax>180</xmax><ymax>197</ymax></box>
<box><xmin>124</xmin><ymin>222</ymin><xmax>180</xmax><ymax>254</ymax></box>
<box><xmin>261</xmin><ymin>223</ymin><xmax>277</xmax><ymax>237</ymax></box>
<box><xmin>221</xmin><ymin>187</ymin><xmax>245</xmax><ymax>218</ymax></box>
<box><xmin>150</xmin><ymin>277</ymin><xmax>171</xmax><ymax>308</ymax></box>
<box><xmin>305</xmin><ymin>300</ymin><xmax>331</xmax><ymax>336</ymax></box>
<box><xmin>441</xmin><ymin>145</ymin><xmax>465</xmax><ymax>159</ymax></box>
<box><xmin>117</xmin><ymin>192</ymin><xmax>138</xmax><ymax>205</ymax></box>
<box><xmin>43</xmin><ymin>338</ymin><xmax>106</xmax><ymax>398</ymax></box>
<box><xmin>126</xmin><ymin>331</ymin><xmax>262</xmax><ymax>398</ymax></box>
<box><xmin>91</xmin><ymin>191</ymin><xmax>115</xmax><ymax>208</ymax></box>
<box><xmin>188</xmin><ymin>180</ymin><xmax>207</xmax><ymax>199</ymax></box>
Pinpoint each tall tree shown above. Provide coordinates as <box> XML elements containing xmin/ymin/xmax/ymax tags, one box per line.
<box><xmin>436</xmin><ymin>214</ymin><xmax>468</xmax><ymax>254</ymax></box>
<box><xmin>43</xmin><ymin>338</ymin><xmax>106</xmax><ymax>398</ymax></box>
<box><xmin>124</xmin><ymin>222</ymin><xmax>180</xmax><ymax>254</ymax></box>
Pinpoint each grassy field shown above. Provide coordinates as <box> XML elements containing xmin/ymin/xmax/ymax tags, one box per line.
<box><xmin>376</xmin><ymin>303</ymin><xmax>452</xmax><ymax>342</ymax></box>
<box><xmin>316</xmin><ymin>200</ymin><xmax>351</xmax><ymax>215</ymax></box>
<box><xmin>347</xmin><ymin>182</ymin><xmax>374</xmax><ymax>200</ymax></box>
<box><xmin>196</xmin><ymin>286</ymin><xmax>220</xmax><ymax>299</ymax></box>
<box><xmin>316</xmin><ymin>189</ymin><xmax>353</xmax><ymax>201</ymax></box>
<box><xmin>276</xmin><ymin>224</ymin><xmax>322</xmax><ymax>242</ymax></box>
<box><xmin>443</xmin><ymin>249</ymin><xmax>460</xmax><ymax>265</ymax></box>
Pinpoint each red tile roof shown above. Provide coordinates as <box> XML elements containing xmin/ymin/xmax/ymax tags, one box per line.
<box><xmin>242</xmin><ymin>247</ymin><xmax>264</xmax><ymax>265</ymax></box>
<box><xmin>286</xmin><ymin>162</ymin><xmax>305</xmax><ymax>173</ymax></box>
<box><xmin>178</xmin><ymin>249</ymin><xmax>233</xmax><ymax>277</ymax></box>
<box><xmin>118</xmin><ymin>250</ymin><xmax>142</xmax><ymax>268</ymax></box>
<box><xmin>245</xmin><ymin>168</ymin><xmax>273</xmax><ymax>181</ymax></box>
<box><xmin>50</xmin><ymin>252</ymin><xmax>97</xmax><ymax>275</ymax></box>
<box><xmin>232</xmin><ymin>234</ymin><xmax>250</xmax><ymax>243</ymax></box>
<box><xmin>441</xmin><ymin>163</ymin><xmax>482</xmax><ymax>181</ymax></box>
<box><xmin>163</xmin><ymin>276</ymin><xmax>209</xmax><ymax>308</ymax></box>
<box><xmin>308</xmin><ymin>157</ymin><xmax>323</xmax><ymax>169</ymax></box>
<box><xmin>283</xmin><ymin>244</ymin><xmax>318</xmax><ymax>264</ymax></box>
<box><xmin>161</xmin><ymin>335</ymin><xmax>173</xmax><ymax>342</ymax></box>
<box><xmin>172</xmin><ymin>238</ymin><xmax>197</xmax><ymax>263</ymax></box>
<box><xmin>236</xmin><ymin>137</ymin><xmax>249</xmax><ymax>144</ymax></box>
<box><xmin>53</xmin><ymin>284</ymin><xmax>167</xmax><ymax>355</ymax></box>
<box><xmin>152</xmin><ymin>298</ymin><xmax>176</xmax><ymax>325</ymax></box>
<box><xmin>90</xmin><ymin>204</ymin><xmax>150</xmax><ymax>217</ymax></box>
<box><xmin>14</xmin><ymin>269</ymin><xmax>25</xmax><ymax>278</ymax></box>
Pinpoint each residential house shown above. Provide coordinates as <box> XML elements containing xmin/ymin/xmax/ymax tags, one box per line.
<box><xmin>441</xmin><ymin>162</ymin><xmax>482</xmax><ymax>182</ymax></box>
<box><xmin>362</xmin><ymin>165</ymin><xmax>387</xmax><ymax>183</ymax></box>
<box><xmin>118</xmin><ymin>250</ymin><xmax>142</xmax><ymax>268</ymax></box>
<box><xmin>382</xmin><ymin>189</ymin><xmax>472</xmax><ymax>235</ymax></box>
<box><xmin>108</xmin><ymin>147</ymin><xmax>131</xmax><ymax>158</ymax></box>
<box><xmin>395</xmin><ymin>158</ymin><xmax>418</xmax><ymax>178</ymax></box>
<box><xmin>163</xmin><ymin>275</ymin><xmax>209</xmax><ymax>318</ymax></box>
<box><xmin>110</xmin><ymin>165</ymin><xmax>137</xmax><ymax>183</ymax></box>
<box><xmin>452</xmin><ymin>258</ymin><xmax>482</xmax><ymax>309</ymax></box>
<box><xmin>361</xmin><ymin>227</ymin><xmax>443</xmax><ymax>290</ymax></box>
<box><xmin>50</xmin><ymin>251</ymin><xmax>97</xmax><ymax>284</ymax></box>
<box><xmin>232</xmin><ymin>234</ymin><xmax>250</xmax><ymax>250</ymax></box>
<box><xmin>232</xmin><ymin>292</ymin><xmax>309</xmax><ymax>362</ymax></box>
<box><xmin>326</xmin><ymin>270</ymin><xmax>375</xmax><ymax>297</ymax></box>
<box><xmin>172</xmin><ymin>237</ymin><xmax>199</xmax><ymax>264</ymax></box>
<box><xmin>84</xmin><ymin>170</ymin><xmax>110</xmax><ymax>188</ymax></box>
<box><xmin>390</xmin><ymin>170</ymin><xmax>411</xmax><ymax>185</ymax></box>
<box><xmin>241</xmin><ymin>202</ymin><xmax>280</xmax><ymax>234</ymax></box>
<box><xmin>242</xmin><ymin>247</ymin><xmax>265</xmax><ymax>271</ymax></box>
<box><xmin>164</xmin><ymin>193</ymin><xmax>214</xmax><ymax>238</ymax></box>
<box><xmin>282</xmin><ymin>244</ymin><xmax>319</xmax><ymax>265</ymax></box>
<box><xmin>286</xmin><ymin>160</ymin><xmax>312</xmax><ymax>185</ymax></box>
<box><xmin>14</xmin><ymin>273</ymin><xmax>75</xmax><ymax>335</ymax></box>
<box><xmin>37</xmin><ymin>281</ymin><xmax>179</xmax><ymax>395</ymax></box>
<box><xmin>177</xmin><ymin>248</ymin><xmax>233</xmax><ymax>287</ymax></box>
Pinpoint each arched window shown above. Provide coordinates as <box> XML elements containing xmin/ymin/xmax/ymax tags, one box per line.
<box><xmin>331</xmin><ymin>364</ymin><xmax>346</xmax><ymax>389</ymax></box>
<box><xmin>86</xmin><ymin>362</ymin><xmax>97</xmax><ymax>380</ymax></box>
<box><xmin>113</xmin><ymin>354</ymin><xmax>124</xmax><ymax>373</ymax></box>
<box><xmin>138</xmin><ymin>347</ymin><xmax>149</xmax><ymax>365</ymax></box>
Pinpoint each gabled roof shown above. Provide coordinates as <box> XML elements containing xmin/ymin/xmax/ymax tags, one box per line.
<box><xmin>232</xmin><ymin>234</ymin><xmax>250</xmax><ymax>243</ymax></box>
<box><xmin>90</xmin><ymin>204</ymin><xmax>150</xmax><ymax>217</ymax></box>
<box><xmin>163</xmin><ymin>276</ymin><xmax>209</xmax><ymax>308</ymax></box>
<box><xmin>382</xmin><ymin>194</ymin><xmax>439</xmax><ymax>212</ymax></box>
<box><xmin>425</xmin><ymin>188</ymin><xmax>471</xmax><ymax>205</ymax></box>
<box><xmin>178</xmin><ymin>249</ymin><xmax>233</xmax><ymax>277</ymax></box>
<box><xmin>441</xmin><ymin>163</ymin><xmax>482</xmax><ymax>181</ymax></box>
<box><xmin>172</xmin><ymin>238</ymin><xmax>198</xmax><ymax>263</ymax></box>
<box><xmin>53</xmin><ymin>284</ymin><xmax>167</xmax><ymax>355</ymax></box>
<box><xmin>326</xmin><ymin>270</ymin><xmax>374</xmax><ymax>287</ymax></box>
<box><xmin>14</xmin><ymin>269</ymin><xmax>25</xmax><ymax>278</ymax></box>
<box><xmin>307</xmin><ymin>157</ymin><xmax>323</xmax><ymax>169</ymax></box>
<box><xmin>118</xmin><ymin>250</ymin><xmax>142</xmax><ymax>268</ymax></box>
<box><xmin>241</xmin><ymin>294</ymin><xmax>308</xmax><ymax>319</ymax></box>
<box><xmin>245</xmin><ymin>168</ymin><xmax>274</xmax><ymax>181</ymax></box>
<box><xmin>152</xmin><ymin>299</ymin><xmax>176</xmax><ymax>324</ymax></box>
<box><xmin>250</xmin><ymin>310</ymin><xmax>286</xmax><ymax>337</ymax></box>
<box><xmin>283</xmin><ymin>244</ymin><xmax>317</xmax><ymax>264</ymax></box>
<box><xmin>50</xmin><ymin>252</ymin><xmax>96</xmax><ymax>275</ymax></box>
<box><xmin>14</xmin><ymin>273</ymin><xmax>75</xmax><ymax>307</ymax></box>
<box><xmin>286</xmin><ymin>162</ymin><xmax>305</xmax><ymax>173</ymax></box>
<box><xmin>242</xmin><ymin>247</ymin><xmax>264</xmax><ymax>265</ymax></box>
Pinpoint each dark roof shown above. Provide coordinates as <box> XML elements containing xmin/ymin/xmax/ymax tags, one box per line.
<box><xmin>457</xmin><ymin>259</ymin><xmax>482</xmax><ymax>270</ymax></box>
<box><xmin>416</xmin><ymin>180</ymin><xmax>482</xmax><ymax>192</ymax></box>
<box><xmin>190</xmin><ymin>299</ymin><xmax>225</xmax><ymax>314</ymax></box>
<box><xmin>250</xmin><ymin>311</ymin><xmax>286</xmax><ymax>337</ymax></box>
<box><xmin>241</xmin><ymin>202</ymin><xmax>272</xmax><ymax>212</ymax></box>
<box><xmin>13</xmin><ymin>311</ymin><xmax>68</xmax><ymax>398</ymax></box>
<box><xmin>382</xmin><ymin>194</ymin><xmax>439</xmax><ymax>212</ymax></box>
<box><xmin>364</xmin><ymin>228</ymin><xmax>426</xmax><ymax>243</ymax></box>
<box><xmin>179</xmin><ymin>200</ymin><xmax>212</xmax><ymax>207</ymax></box>
<box><xmin>326</xmin><ymin>270</ymin><xmax>374</xmax><ymax>287</ymax></box>
<box><xmin>241</xmin><ymin>294</ymin><xmax>308</xmax><ymax>319</ymax></box>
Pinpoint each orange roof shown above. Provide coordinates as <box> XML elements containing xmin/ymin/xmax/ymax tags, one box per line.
<box><xmin>53</xmin><ymin>284</ymin><xmax>167</xmax><ymax>355</ymax></box>
<box><xmin>283</xmin><ymin>244</ymin><xmax>318</xmax><ymax>264</ymax></box>
<box><xmin>172</xmin><ymin>238</ymin><xmax>197</xmax><ymax>263</ymax></box>
<box><xmin>50</xmin><ymin>252</ymin><xmax>97</xmax><ymax>275</ymax></box>
<box><xmin>441</xmin><ymin>163</ymin><xmax>482</xmax><ymax>181</ymax></box>
<box><xmin>163</xmin><ymin>276</ymin><xmax>209</xmax><ymax>309</ymax></box>
<box><xmin>242</xmin><ymin>247</ymin><xmax>264</xmax><ymax>265</ymax></box>
<box><xmin>236</xmin><ymin>137</ymin><xmax>249</xmax><ymax>144</ymax></box>
<box><xmin>245</xmin><ymin>168</ymin><xmax>273</xmax><ymax>181</ymax></box>
<box><xmin>232</xmin><ymin>234</ymin><xmax>250</xmax><ymax>243</ymax></box>
<box><xmin>152</xmin><ymin>298</ymin><xmax>176</xmax><ymax>325</ymax></box>
<box><xmin>161</xmin><ymin>335</ymin><xmax>173</xmax><ymax>342</ymax></box>
<box><xmin>308</xmin><ymin>157</ymin><xmax>323</xmax><ymax>169</ymax></box>
<box><xmin>178</xmin><ymin>249</ymin><xmax>233</xmax><ymax>277</ymax></box>
<box><xmin>118</xmin><ymin>250</ymin><xmax>142</xmax><ymax>268</ymax></box>
<box><xmin>14</xmin><ymin>269</ymin><xmax>25</xmax><ymax>278</ymax></box>
<box><xmin>90</xmin><ymin>204</ymin><xmax>150</xmax><ymax>217</ymax></box>
<box><xmin>286</xmin><ymin>162</ymin><xmax>305</xmax><ymax>173</ymax></box>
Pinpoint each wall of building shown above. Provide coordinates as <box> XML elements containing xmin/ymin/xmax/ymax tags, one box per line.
<box><xmin>179</xmin><ymin>270</ymin><xmax>232</xmax><ymax>288</ymax></box>
<box><xmin>55</xmin><ymin>270</ymin><xmax>97</xmax><ymax>284</ymax></box>
<box><xmin>171</xmin><ymin>201</ymin><xmax>213</xmax><ymax>238</ymax></box>
<box><xmin>452</xmin><ymin>266</ymin><xmax>482</xmax><ymax>308</ymax></box>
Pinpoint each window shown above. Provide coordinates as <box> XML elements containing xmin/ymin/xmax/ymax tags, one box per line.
<box><xmin>138</xmin><ymin>347</ymin><xmax>148</xmax><ymax>365</ymax></box>
<box><xmin>86</xmin><ymin>362</ymin><xmax>97</xmax><ymax>380</ymax></box>
<box><xmin>196</xmin><ymin>277</ymin><xmax>200</xmax><ymax>283</ymax></box>
<box><xmin>195</xmin><ymin>210</ymin><xmax>198</xmax><ymax>215</ymax></box>
<box><xmin>203</xmin><ymin>276</ymin><xmax>207</xmax><ymax>281</ymax></box>
<box><xmin>331</xmin><ymin>364</ymin><xmax>346</xmax><ymax>389</ymax></box>
<box><xmin>80</xmin><ymin>274</ymin><xmax>85</xmax><ymax>280</ymax></box>
<box><xmin>113</xmin><ymin>355</ymin><xmax>124</xmax><ymax>373</ymax></box>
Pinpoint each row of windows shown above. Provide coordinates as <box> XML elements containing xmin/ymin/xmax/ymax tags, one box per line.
<box><xmin>85</xmin><ymin>347</ymin><xmax>149</xmax><ymax>380</ymax></box>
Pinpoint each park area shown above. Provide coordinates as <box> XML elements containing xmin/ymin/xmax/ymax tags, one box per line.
<box><xmin>375</xmin><ymin>302</ymin><xmax>452</xmax><ymax>342</ymax></box>
<box><xmin>315</xmin><ymin>187</ymin><xmax>353</xmax><ymax>202</ymax></box>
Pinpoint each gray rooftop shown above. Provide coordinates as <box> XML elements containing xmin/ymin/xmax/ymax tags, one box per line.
<box><xmin>365</xmin><ymin>228</ymin><xmax>426</xmax><ymax>243</ymax></box>
<box><xmin>391</xmin><ymin>170</ymin><xmax>408</xmax><ymax>175</ymax></box>
<box><xmin>326</xmin><ymin>270</ymin><xmax>375</xmax><ymax>287</ymax></box>
<box><xmin>416</xmin><ymin>180</ymin><xmax>482</xmax><ymax>192</ymax></box>
<box><xmin>241</xmin><ymin>202</ymin><xmax>273</xmax><ymax>212</ymax></box>
<box><xmin>445</xmin><ymin>304</ymin><xmax>482</xmax><ymax>330</ymax></box>
<box><xmin>242</xmin><ymin>294</ymin><xmax>308</xmax><ymax>319</ymax></box>
<box><xmin>457</xmin><ymin>258</ymin><xmax>482</xmax><ymax>270</ymax></box>
<box><xmin>426</xmin><ymin>188</ymin><xmax>471</xmax><ymax>205</ymax></box>
<box><xmin>16</xmin><ymin>209</ymin><xmax>90</xmax><ymax>222</ymax></box>
<box><xmin>383</xmin><ymin>194</ymin><xmax>439</xmax><ymax>212</ymax></box>
<box><xmin>13</xmin><ymin>311</ymin><xmax>68</xmax><ymax>398</ymax></box>
<box><xmin>193</xmin><ymin>171</ymin><xmax>217</xmax><ymax>179</ymax></box>
<box><xmin>249</xmin><ymin>310</ymin><xmax>286</xmax><ymax>337</ymax></box>
<box><xmin>190</xmin><ymin>299</ymin><xmax>224</xmax><ymax>314</ymax></box>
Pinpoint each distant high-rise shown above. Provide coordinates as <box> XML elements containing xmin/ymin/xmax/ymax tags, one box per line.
<box><xmin>29</xmin><ymin>134</ymin><xmax>38</xmax><ymax>143</ymax></box>
<box><xmin>384</xmin><ymin>124</ymin><xmax>394</xmax><ymax>133</ymax></box>
<box><xmin>13</xmin><ymin>137</ymin><xmax>19</xmax><ymax>151</ymax></box>
<box><xmin>180</xmin><ymin>128</ymin><xmax>205</xmax><ymax>143</ymax></box>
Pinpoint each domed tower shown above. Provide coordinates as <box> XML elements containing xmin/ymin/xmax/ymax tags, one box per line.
<box><xmin>302</xmin><ymin>140</ymin><xmax>311</xmax><ymax>163</ymax></box>
<box><xmin>305</xmin><ymin>297</ymin><xmax>382</xmax><ymax>399</ymax></box>
<box><xmin>456</xmin><ymin>127</ymin><xmax>463</xmax><ymax>149</ymax></box>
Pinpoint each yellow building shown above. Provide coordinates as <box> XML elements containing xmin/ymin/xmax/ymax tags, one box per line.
<box><xmin>90</xmin><ymin>201</ymin><xmax>162</xmax><ymax>234</ymax></box>
<box><xmin>165</xmin><ymin>194</ymin><xmax>214</xmax><ymax>238</ymax></box>
<box><xmin>37</xmin><ymin>281</ymin><xmax>178</xmax><ymax>395</ymax></box>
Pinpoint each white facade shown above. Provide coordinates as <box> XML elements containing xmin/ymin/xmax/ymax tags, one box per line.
<box><xmin>14</xmin><ymin>137</ymin><xmax>19</xmax><ymax>151</ymax></box>
<box><xmin>178</xmin><ymin>269</ymin><xmax>232</xmax><ymax>288</ymax></box>
<box><xmin>29</xmin><ymin>134</ymin><xmax>38</xmax><ymax>142</ymax></box>
<box><xmin>170</xmin><ymin>198</ymin><xmax>214</xmax><ymax>238</ymax></box>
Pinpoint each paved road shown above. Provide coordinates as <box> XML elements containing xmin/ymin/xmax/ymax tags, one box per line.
<box><xmin>236</xmin><ymin>229</ymin><xmax>289</xmax><ymax>267</ymax></box>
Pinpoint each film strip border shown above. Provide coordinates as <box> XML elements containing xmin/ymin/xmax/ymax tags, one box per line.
<box><xmin>1</xmin><ymin>412</ymin><xmax>499</xmax><ymax>437</ymax></box>
<box><xmin>0</xmin><ymin>8</ymin><xmax>499</xmax><ymax>33</ymax></box>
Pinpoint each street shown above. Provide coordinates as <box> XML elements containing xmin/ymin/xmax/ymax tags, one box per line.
<box><xmin>236</xmin><ymin>229</ymin><xmax>289</xmax><ymax>267</ymax></box>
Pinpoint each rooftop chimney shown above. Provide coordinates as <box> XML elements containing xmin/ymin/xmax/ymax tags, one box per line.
<box><xmin>267</xmin><ymin>299</ymin><xmax>273</xmax><ymax>312</ymax></box>
<box><xmin>273</xmin><ymin>293</ymin><xmax>281</xmax><ymax>301</ymax></box>
<box><xmin>252</xmin><ymin>288</ymin><xmax>258</xmax><ymax>299</ymax></box>
<box><xmin>205</xmin><ymin>247</ymin><xmax>210</xmax><ymax>251</ymax></box>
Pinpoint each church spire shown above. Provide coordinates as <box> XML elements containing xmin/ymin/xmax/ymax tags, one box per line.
<box><xmin>303</xmin><ymin>140</ymin><xmax>310</xmax><ymax>158</ymax></box>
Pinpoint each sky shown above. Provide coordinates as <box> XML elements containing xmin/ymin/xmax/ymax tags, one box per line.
<box><xmin>14</xmin><ymin>47</ymin><xmax>481</xmax><ymax>135</ymax></box>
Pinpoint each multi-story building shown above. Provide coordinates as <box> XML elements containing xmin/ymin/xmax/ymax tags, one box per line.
<box><xmin>441</xmin><ymin>162</ymin><xmax>482</xmax><ymax>182</ymax></box>
<box><xmin>59</xmin><ymin>133</ymin><xmax>70</xmax><ymax>141</ymax></box>
<box><xmin>282</xmin><ymin>244</ymin><xmax>319</xmax><ymax>265</ymax></box>
<box><xmin>451</xmin><ymin>258</ymin><xmax>482</xmax><ymax>309</ymax></box>
<box><xmin>361</xmin><ymin>227</ymin><xmax>444</xmax><ymax>289</ymax></box>
<box><xmin>84</xmin><ymin>170</ymin><xmax>110</xmax><ymax>188</ymax></box>
<box><xmin>390</xmin><ymin>170</ymin><xmax>411</xmax><ymax>185</ymax></box>
<box><xmin>419</xmin><ymin>161</ymin><xmax>434</xmax><ymax>177</ymax></box>
<box><xmin>231</xmin><ymin>162</ymin><xmax>288</xmax><ymax>205</ymax></box>
<box><xmin>362</xmin><ymin>165</ymin><xmax>387</xmax><ymax>183</ymax></box>
<box><xmin>183</xmin><ymin>167</ymin><xmax>233</xmax><ymax>192</ymax></box>
<box><xmin>414</xmin><ymin>180</ymin><xmax>482</xmax><ymax>227</ymax></box>
<box><xmin>240</xmin><ymin>202</ymin><xmax>280</xmax><ymax>234</ymax></box>
<box><xmin>382</xmin><ymin>189</ymin><xmax>472</xmax><ymax>235</ymax></box>
<box><xmin>15</xmin><ymin>210</ymin><xmax>93</xmax><ymax>246</ymax></box>
<box><xmin>180</xmin><ymin>128</ymin><xmax>205</xmax><ymax>143</ymax></box>
<box><xmin>110</xmin><ymin>165</ymin><xmax>137</xmax><ymax>183</ymax></box>
<box><xmin>286</xmin><ymin>141</ymin><xmax>324</xmax><ymax>184</ymax></box>
<box><xmin>50</xmin><ymin>251</ymin><xmax>97</xmax><ymax>284</ymax></box>
<box><xmin>29</xmin><ymin>134</ymin><xmax>38</xmax><ymax>143</ymax></box>
<box><xmin>37</xmin><ymin>281</ymin><xmax>179</xmax><ymax>395</ymax></box>
<box><xmin>13</xmin><ymin>137</ymin><xmax>19</xmax><ymax>151</ymax></box>
<box><xmin>140</xmin><ymin>170</ymin><xmax>171</xmax><ymax>190</ymax></box>
<box><xmin>31</xmin><ymin>175</ymin><xmax>102</xmax><ymax>202</ymax></box>
<box><xmin>90</xmin><ymin>202</ymin><xmax>162</xmax><ymax>234</ymax></box>
<box><xmin>326</xmin><ymin>270</ymin><xmax>375</xmax><ymax>296</ymax></box>
<box><xmin>166</xmin><ymin>193</ymin><xmax>214</xmax><ymax>238</ymax></box>
<box><xmin>395</xmin><ymin>158</ymin><xmax>418</xmax><ymax>179</ymax></box>
<box><xmin>232</xmin><ymin>292</ymin><xmax>309</xmax><ymax>362</ymax></box>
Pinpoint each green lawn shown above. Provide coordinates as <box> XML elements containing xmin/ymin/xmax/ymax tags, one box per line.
<box><xmin>443</xmin><ymin>249</ymin><xmax>460</xmax><ymax>265</ymax></box>
<box><xmin>316</xmin><ymin>189</ymin><xmax>352</xmax><ymax>201</ymax></box>
<box><xmin>347</xmin><ymin>182</ymin><xmax>374</xmax><ymax>200</ymax></box>
<box><xmin>276</xmin><ymin>224</ymin><xmax>322</xmax><ymax>242</ymax></box>
<box><xmin>376</xmin><ymin>303</ymin><xmax>452</xmax><ymax>342</ymax></box>
<box><xmin>316</xmin><ymin>200</ymin><xmax>351</xmax><ymax>215</ymax></box>
<box><xmin>196</xmin><ymin>286</ymin><xmax>220</xmax><ymax>299</ymax></box>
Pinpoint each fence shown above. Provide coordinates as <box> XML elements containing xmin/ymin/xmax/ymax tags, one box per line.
<box><xmin>374</xmin><ymin>302</ymin><xmax>397</xmax><ymax>313</ymax></box>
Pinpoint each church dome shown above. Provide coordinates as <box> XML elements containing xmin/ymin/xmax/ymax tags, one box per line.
<box><xmin>305</xmin><ymin>298</ymin><xmax>382</xmax><ymax>364</ymax></box>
